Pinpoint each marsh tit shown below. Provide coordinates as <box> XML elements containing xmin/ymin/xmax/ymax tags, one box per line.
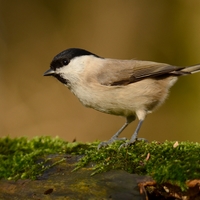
<box><xmin>44</xmin><ymin>48</ymin><xmax>200</xmax><ymax>149</ymax></box>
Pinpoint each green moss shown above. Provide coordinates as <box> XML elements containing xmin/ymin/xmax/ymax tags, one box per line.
<box><xmin>0</xmin><ymin>136</ymin><xmax>200</xmax><ymax>191</ymax></box>
<box><xmin>70</xmin><ymin>140</ymin><xmax>200</xmax><ymax>191</ymax></box>
<box><xmin>0</xmin><ymin>136</ymin><xmax>67</xmax><ymax>180</ymax></box>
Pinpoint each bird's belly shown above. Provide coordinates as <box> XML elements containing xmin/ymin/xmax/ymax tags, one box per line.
<box><xmin>71</xmin><ymin>78</ymin><xmax>172</xmax><ymax>117</ymax></box>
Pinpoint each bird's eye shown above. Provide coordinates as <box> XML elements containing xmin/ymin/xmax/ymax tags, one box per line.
<box><xmin>62</xmin><ymin>59</ymin><xmax>69</xmax><ymax>66</ymax></box>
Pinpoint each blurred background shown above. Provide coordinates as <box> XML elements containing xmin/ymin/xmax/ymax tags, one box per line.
<box><xmin>1</xmin><ymin>0</ymin><xmax>200</xmax><ymax>143</ymax></box>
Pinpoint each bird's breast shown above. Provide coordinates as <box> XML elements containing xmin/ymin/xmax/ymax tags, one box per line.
<box><xmin>68</xmin><ymin>77</ymin><xmax>175</xmax><ymax>117</ymax></box>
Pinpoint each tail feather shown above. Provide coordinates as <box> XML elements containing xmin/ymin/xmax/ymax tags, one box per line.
<box><xmin>180</xmin><ymin>64</ymin><xmax>200</xmax><ymax>74</ymax></box>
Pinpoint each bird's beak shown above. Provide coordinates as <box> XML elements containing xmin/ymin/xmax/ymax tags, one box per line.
<box><xmin>43</xmin><ymin>69</ymin><xmax>55</xmax><ymax>76</ymax></box>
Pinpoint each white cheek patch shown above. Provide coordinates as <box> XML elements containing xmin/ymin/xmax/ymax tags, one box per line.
<box><xmin>58</xmin><ymin>56</ymin><xmax>89</xmax><ymax>76</ymax></box>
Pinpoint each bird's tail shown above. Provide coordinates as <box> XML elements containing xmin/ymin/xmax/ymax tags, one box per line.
<box><xmin>180</xmin><ymin>64</ymin><xmax>200</xmax><ymax>74</ymax></box>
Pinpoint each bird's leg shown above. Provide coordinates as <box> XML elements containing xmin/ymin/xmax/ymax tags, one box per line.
<box><xmin>97</xmin><ymin>116</ymin><xmax>135</xmax><ymax>150</ymax></box>
<box><xmin>119</xmin><ymin>119</ymin><xmax>148</xmax><ymax>149</ymax></box>
<box><xmin>119</xmin><ymin>110</ymin><xmax>147</xmax><ymax>148</ymax></box>
<box><xmin>129</xmin><ymin>120</ymin><xmax>143</xmax><ymax>141</ymax></box>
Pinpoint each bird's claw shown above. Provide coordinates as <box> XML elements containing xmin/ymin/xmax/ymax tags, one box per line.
<box><xmin>119</xmin><ymin>140</ymin><xmax>136</xmax><ymax>150</ymax></box>
<box><xmin>119</xmin><ymin>137</ymin><xmax>148</xmax><ymax>150</ymax></box>
<box><xmin>97</xmin><ymin>141</ymin><xmax>109</xmax><ymax>150</ymax></box>
<box><xmin>97</xmin><ymin>136</ymin><xmax>127</xmax><ymax>150</ymax></box>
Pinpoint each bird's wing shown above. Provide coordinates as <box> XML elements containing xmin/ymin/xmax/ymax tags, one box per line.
<box><xmin>97</xmin><ymin>59</ymin><xmax>184</xmax><ymax>86</ymax></box>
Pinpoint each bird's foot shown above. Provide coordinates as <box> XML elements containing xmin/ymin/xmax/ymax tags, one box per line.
<box><xmin>97</xmin><ymin>136</ymin><xmax>127</xmax><ymax>150</ymax></box>
<box><xmin>119</xmin><ymin>137</ymin><xmax>148</xmax><ymax>149</ymax></box>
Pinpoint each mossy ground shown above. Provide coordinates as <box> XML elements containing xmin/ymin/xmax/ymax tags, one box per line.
<box><xmin>0</xmin><ymin>136</ymin><xmax>200</xmax><ymax>191</ymax></box>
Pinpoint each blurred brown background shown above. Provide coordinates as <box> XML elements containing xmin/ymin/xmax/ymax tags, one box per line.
<box><xmin>1</xmin><ymin>0</ymin><xmax>200</xmax><ymax>143</ymax></box>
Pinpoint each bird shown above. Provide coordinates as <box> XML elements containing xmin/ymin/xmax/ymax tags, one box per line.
<box><xmin>44</xmin><ymin>48</ymin><xmax>200</xmax><ymax>149</ymax></box>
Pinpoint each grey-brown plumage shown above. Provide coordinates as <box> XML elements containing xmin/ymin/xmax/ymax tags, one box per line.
<box><xmin>44</xmin><ymin>48</ymin><xmax>200</xmax><ymax>149</ymax></box>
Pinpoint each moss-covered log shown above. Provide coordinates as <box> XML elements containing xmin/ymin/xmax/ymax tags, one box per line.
<box><xmin>0</xmin><ymin>136</ymin><xmax>200</xmax><ymax>199</ymax></box>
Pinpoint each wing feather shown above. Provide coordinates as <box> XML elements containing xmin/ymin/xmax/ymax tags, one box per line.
<box><xmin>97</xmin><ymin>59</ymin><xmax>184</xmax><ymax>86</ymax></box>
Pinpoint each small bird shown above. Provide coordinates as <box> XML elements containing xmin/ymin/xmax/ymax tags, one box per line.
<box><xmin>44</xmin><ymin>48</ymin><xmax>200</xmax><ymax>149</ymax></box>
